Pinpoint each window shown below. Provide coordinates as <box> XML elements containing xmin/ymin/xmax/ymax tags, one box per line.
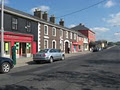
<box><xmin>74</xmin><ymin>33</ymin><xmax>76</xmax><ymax>40</ymax></box>
<box><xmin>79</xmin><ymin>45</ymin><xmax>81</xmax><ymax>49</ymax></box>
<box><xmin>26</xmin><ymin>21</ymin><xmax>31</xmax><ymax>32</ymax></box>
<box><xmin>60</xmin><ymin>41</ymin><xmax>63</xmax><ymax>50</ymax></box>
<box><xmin>52</xmin><ymin>27</ymin><xmax>56</xmax><ymax>36</ymax></box>
<box><xmin>4</xmin><ymin>42</ymin><xmax>10</xmax><ymax>55</ymax></box>
<box><xmin>60</xmin><ymin>29</ymin><xmax>63</xmax><ymax>37</ymax></box>
<box><xmin>44</xmin><ymin>39</ymin><xmax>48</xmax><ymax>49</ymax></box>
<box><xmin>66</xmin><ymin>31</ymin><xmax>68</xmax><ymax>38</ymax></box>
<box><xmin>44</xmin><ymin>25</ymin><xmax>48</xmax><ymax>35</ymax></box>
<box><xmin>26</xmin><ymin>43</ymin><xmax>31</xmax><ymax>53</ymax></box>
<box><xmin>70</xmin><ymin>32</ymin><xmax>72</xmax><ymax>39</ymax></box>
<box><xmin>12</xmin><ymin>17</ymin><xmax>18</xmax><ymax>30</ymax></box>
<box><xmin>52</xmin><ymin>41</ymin><xmax>56</xmax><ymax>49</ymax></box>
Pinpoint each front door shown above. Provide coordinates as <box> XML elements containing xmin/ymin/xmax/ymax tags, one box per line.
<box><xmin>65</xmin><ymin>42</ymin><xmax>68</xmax><ymax>53</ymax></box>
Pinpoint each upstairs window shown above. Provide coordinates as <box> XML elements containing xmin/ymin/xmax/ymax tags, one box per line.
<box><xmin>70</xmin><ymin>32</ymin><xmax>72</xmax><ymax>39</ymax></box>
<box><xmin>12</xmin><ymin>17</ymin><xmax>18</xmax><ymax>30</ymax></box>
<box><xmin>26</xmin><ymin>21</ymin><xmax>31</xmax><ymax>32</ymax></box>
<box><xmin>66</xmin><ymin>31</ymin><xmax>68</xmax><ymax>38</ymax></box>
<box><xmin>52</xmin><ymin>27</ymin><xmax>56</xmax><ymax>36</ymax></box>
<box><xmin>44</xmin><ymin>25</ymin><xmax>48</xmax><ymax>35</ymax></box>
<box><xmin>60</xmin><ymin>29</ymin><xmax>63</xmax><ymax>37</ymax></box>
<box><xmin>74</xmin><ymin>33</ymin><xmax>76</xmax><ymax>40</ymax></box>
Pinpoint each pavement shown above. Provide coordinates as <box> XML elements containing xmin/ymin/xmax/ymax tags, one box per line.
<box><xmin>15</xmin><ymin>51</ymin><xmax>91</xmax><ymax>68</ymax></box>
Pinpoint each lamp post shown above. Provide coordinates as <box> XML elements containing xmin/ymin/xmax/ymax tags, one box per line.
<box><xmin>1</xmin><ymin>0</ymin><xmax>4</xmax><ymax>57</ymax></box>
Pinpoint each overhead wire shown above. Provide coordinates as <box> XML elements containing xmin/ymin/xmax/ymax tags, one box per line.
<box><xmin>56</xmin><ymin>0</ymin><xmax>107</xmax><ymax>19</ymax></box>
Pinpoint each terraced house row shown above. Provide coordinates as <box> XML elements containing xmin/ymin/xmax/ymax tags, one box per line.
<box><xmin>0</xmin><ymin>6</ymin><xmax>95</xmax><ymax>58</ymax></box>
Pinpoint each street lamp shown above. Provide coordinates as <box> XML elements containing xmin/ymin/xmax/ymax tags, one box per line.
<box><xmin>1</xmin><ymin>0</ymin><xmax>4</xmax><ymax>57</ymax></box>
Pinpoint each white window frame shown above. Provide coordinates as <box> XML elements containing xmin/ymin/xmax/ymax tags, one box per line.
<box><xmin>60</xmin><ymin>41</ymin><xmax>63</xmax><ymax>50</ymax></box>
<box><xmin>60</xmin><ymin>29</ymin><xmax>63</xmax><ymax>37</ymax></box>
<box><xmin>74</xmin><ymin>33</ymin><xmax>76</xmax><ymax>40</ymax></box>
<box><xmin>12</xmin><ymin>17</ymin><xmax>18</xmax><ymax>30</ymax></box>
<box><xmin>44</xmin><ymin>25</ymin><xmax>48</xmax><ymax>35</ymax></box>
<box><xmin>44</xmin><ymin>39</ymin><xmax>48</xmax><ymax>49</ymax></box>
<box><xmin>70</xmin><ymin>32</ymin><xmax>72</xmax><ymax>39</ymax></box>
<box><xmin>52</xmin><ymin>27</ymin><xmax>56</xmax><ymax>36</ymax></box>
<box><xmin>52</xmin><ymin>40</ymin><xmax>56</xmax><ymax>49</ymax></box>
<box><xmin>66</xmin><ymin>31</ymin><xmax>68</xmax><ymax>38</ymax></box>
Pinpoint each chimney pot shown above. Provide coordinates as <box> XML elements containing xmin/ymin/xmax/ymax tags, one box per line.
<box><xmin>50</xmin><ymin>14</ymin><xmax>56</xmax><ymax>23</ymax></box>
<box><xmin>42</xmin><ymin>11</ymin><xmax>48</xmax><ymax>21</ymax></box>
<box><xmin>34</xmin><ymin>8</ymin><xmax>42</xmax><ymax>19</ymax></box>
<box><xmin>59</xmin><ymin>19</ymin><xmax>64</xmax><ymax>26</ymax></box>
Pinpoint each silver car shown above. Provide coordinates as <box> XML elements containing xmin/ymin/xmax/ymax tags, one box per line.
<box><xmin>33</xmin><ymin>49</ymin><xmax>65</xmax><ymax>63</ymax></box>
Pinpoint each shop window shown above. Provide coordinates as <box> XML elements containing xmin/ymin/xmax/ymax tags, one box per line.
<box><xmin>79</xmin><ymin>45</ymin><xmax>81</xmax><ymax>49</ymax></box>
<box><xmin>26</xmin><ymin>21</ymin><xmax>31</xmax><ymax>32</ymax></box>
<box><xmin>4</xmin><ymin>42</ymin><xmax>10</xmax><ymax>55</ymax></box>
<box><xmin>12</xmin><ymin>17</ymin><xmax>18</xmax><ymax>30</ymax></box>
<box><xmin>26</xmin><ymin>43</ymin><xmax>31</xmax><ymax>53</ymax></box>
<box><xmin>14</xmin><ymin>42</ymin><xmax>19</xmax><ymax>54</ymax></box>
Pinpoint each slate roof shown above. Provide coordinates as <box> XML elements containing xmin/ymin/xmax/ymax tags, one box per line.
<box><xmin>71</xmin><ymin>24</ymin><xmax>89</xmax><ymax>30</ymax></box>
<box><xmin>71</xmin><ymin>24</ymin><xmax>95</xmax><ymax>34</ymax></box>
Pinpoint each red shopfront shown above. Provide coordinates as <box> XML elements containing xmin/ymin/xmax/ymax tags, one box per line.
<box><xmin>72</xmin><ymin>42</ymin><xmax>79</xmax><ymax>52</ymax></box>
<box><xmin>0</xmin><ymin>32</ymin><xmax>36</xmax><ymax>58</ymax></box>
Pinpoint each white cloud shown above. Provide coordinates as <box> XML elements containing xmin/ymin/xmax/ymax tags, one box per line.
<box><xmin>92</xmin><ymin>27</ymin><xmax>110</xmax><ymax>32</ymax></box>
<box><xmin>104</xmin><ymin>12</ymin><xmax>120</xmax><ymax>27</ymax></box>
<box><xmin>104</xmin><ymin>0</ymin><xmax>116</xmax><ymax>8</ymax></box>
<box><xmin>0</xmin><ymin>0</ymin><xmax>9</xmax><ymax>4</ymax></box>
<box><xmin>69</xmin><ymin>24</ymin><xmax>76</xmax><ymax>28</ymax></box>
<box><xmin>31</xmin><ymin>5</ymin><xmax>50</xmax><ymax>13</ymax></box>
<box><xmin>114</xmin><ymin>32</ymin><xmax>120</xmax><ymax>36</ymax></box>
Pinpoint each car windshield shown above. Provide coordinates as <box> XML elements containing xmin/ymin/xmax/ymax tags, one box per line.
<box><xmin>39</xmin><ymin>49</ymin><xmax>49</xmax><ymax>53</ymax></box>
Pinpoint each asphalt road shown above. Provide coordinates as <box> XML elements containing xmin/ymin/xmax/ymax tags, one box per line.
<box><xmin>0</xmin><ymin>46</ymin><xmax>120</xmax><ymax>90</ymax></box>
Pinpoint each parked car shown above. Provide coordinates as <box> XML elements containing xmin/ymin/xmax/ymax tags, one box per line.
<box><xmin>33</xmin><ymin>48</ymin><xmax>65</xmax><ymax>63</ymax></box>
<box><xmin>0</xmin><ymin>57</ymin><xmax>14</xmax><ymax>73</ymax></box>
<box><xmin>92</xmin><ymin>47</ymin><xmax>100</xmax><ymax>52</ymax></box>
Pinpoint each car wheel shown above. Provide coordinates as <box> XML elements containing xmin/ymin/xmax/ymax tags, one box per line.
<box><xmin>49</xmin><ymin>57</ymin><xmax>53</xmax><ymax>63</ymax></box>
<box><xmin>61</xmin><ymin>55</ymin><xmax>65</xmax><ymax>60</ymax></box>
<box><xmin>1</xmin><ymin>62</ymin><xmax>10</xmax><ymax>73</ymax></box>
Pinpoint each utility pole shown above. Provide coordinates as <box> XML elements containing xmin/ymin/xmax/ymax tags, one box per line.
<box><xmin>1</xmin><ymin>0</ymin><xmax>4</xmax><ymax>57</ymax></box>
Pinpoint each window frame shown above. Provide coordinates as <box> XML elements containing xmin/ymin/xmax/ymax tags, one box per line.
<box><xmin>52</xmin><ymin>27</ymin><xmax>56</xmax><ymax>36</ymax></box>
<box><xmin>70</xmin><ymin>32</ymin><xmax>72</xmax><ymax>39</ymax></box>
<box><xmin>12</xmin><ymin>17</ymin><xmax>18</xmax><ymax>30</ymax></box>
<box><xmin>60</xmin><ymin>29</ymin><xmax>63</xmax><ymax>37</ymax></box>
<box><xmin>44</xmin><ymin>39</ymin><xmax>48</xmax><ymax>49</ymax></box>
<box><xmin>66</xmin><ymin>31</ymin><xmax>68</xmax><ymax>38</ymax></box>
<box><xmin>44</xmin><ymin>25</ymin><xmax>48</xmax><ymax>35</ymax></box>
<box><xmin>26</xmin><ymin>20</ymin><xmax>31</xmax><ymax>32</ymax></box>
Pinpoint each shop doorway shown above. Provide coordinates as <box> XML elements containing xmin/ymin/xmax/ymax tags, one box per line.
<box><xmin>19</xmin><ymin>43</ymin><xmax>26</xmax><ymax>57</ymax></box>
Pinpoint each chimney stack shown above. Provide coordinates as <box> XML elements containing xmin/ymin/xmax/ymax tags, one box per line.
<box><xmin>34</xmin><ymin>9</ymin><xmax>42</xmax><ymax>19</ymax></box>
<box><xmin>50</xmin><ymin>15</ymin><xmax>55</xmax><ymax>23</ymax></box>
<box><xmin>42</xmin><ymin>11</ymin><xmax>48</xmax><ymax>21</ymax></box>
<box><xmin>59</xmin><ymin>19</ymin><xmax>64</xmax><ymax>26</ymax></box>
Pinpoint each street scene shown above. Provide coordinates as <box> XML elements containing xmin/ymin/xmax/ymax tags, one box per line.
<box><xmin>0</xmin><ymin>0</ymin><xmax>120</xmax><ymax>90</ymax></box>
<box><xmin>0</xmin><ymin>46</ymin><xmax>120</xmax><ymax>90</ymax></box>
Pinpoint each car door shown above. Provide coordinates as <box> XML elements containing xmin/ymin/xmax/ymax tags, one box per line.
<box><xmin>56</xmin><ymin>49</ymin><xmax>62</xmax><ymax>59</ymax></box>
<box><xmin>49</xmin><ymin>49</ymin><xmax>57</xmax><ymax>60</ymax></box>
<box><xmin>53</xmin><ymin>49</ymin><xmax>59</xmax><ymax>59</ymax></box>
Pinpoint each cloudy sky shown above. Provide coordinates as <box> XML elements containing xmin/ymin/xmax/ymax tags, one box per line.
<box><xmin>1</xmin><ymin>0</ymin><xmax>120</xmax><ymax>42</ymax></box>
